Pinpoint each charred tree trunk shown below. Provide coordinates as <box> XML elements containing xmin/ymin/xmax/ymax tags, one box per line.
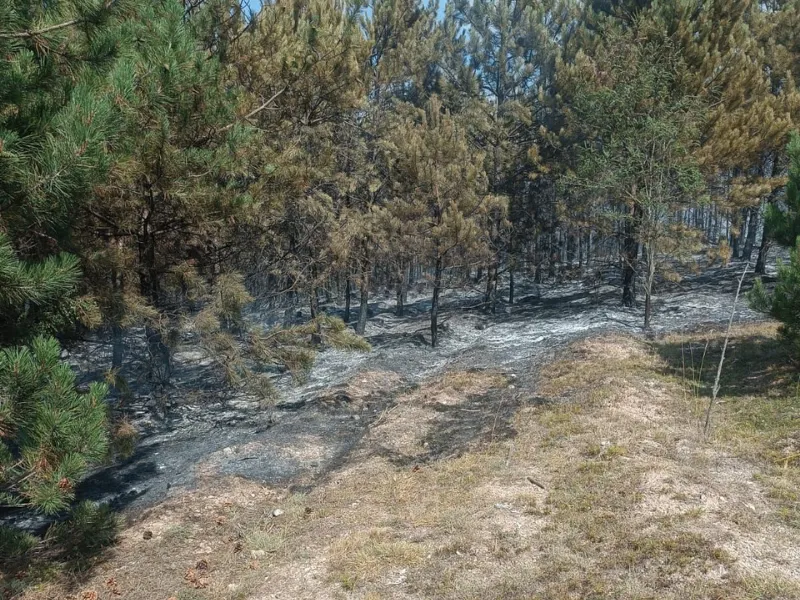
<box><xmin>755</xmin><ymin>231</ymin><xmax>771</xmax><ymax>275</ymax></box>
<box><xmin>139</xmin><ymin>188</ymin><xmax>171</xmax><ymax>384</ymax></box>
<box><xmin>309</xmin><ymin>287</ymin><xmax>319</xmax><ymax>319</ymax></box>
<box><xmin>344</xmin><ymin>277</ymin><xmax>351</xmax><ymax>323</ymax></box>
<box><xmin>643</xmin><ymin>244</ymin><xmax>656</xmax><ymax>331</ymax></box>
<box><xmin>356</xmin><ymin>265</ymin><xmax>369</xmax><ymax>335</ymax></box>
<box><xmin>730</xmin><ymin>210</ymin><xmax>741</xmax><ymax>258</ymax></box>
<box><xmin>622</xmin><ymin>204</ymin><xmax>642</xmax><ymax>307</ymax></box>
<box><xmin>743</xmin><ymin>205</ymin><xmax>760</xmax><ymax>261</ymax></box>
<box><xmin>431</xmin><ymin>254</ymin><xmax>443</xmax><ymax>348</ymax></box>
<box><xmin>395</xmin><ymin>263</ymin><xmax>406</xmax><ymax>317</ymax></box>
<box><xmin>484</xmin><ymin>263</ymin><xmax>498</xmax><ymax>313</ymax></box>
<box><xmin>111</xmin><ymin>261</ymin><xmax>124</xmax><ymax>374</ymax></box>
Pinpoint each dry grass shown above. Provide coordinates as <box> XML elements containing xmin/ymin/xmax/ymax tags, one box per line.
<box><xmin>8</xmin><ymin>326</ymin><xmax>800</xmax><ymax>599</ymax></box>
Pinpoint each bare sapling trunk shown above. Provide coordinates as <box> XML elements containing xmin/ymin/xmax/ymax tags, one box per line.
<box><xmin>703</xmin><ymin>261</ymin><xmax>749</xmax><ymax>437</ymax></box>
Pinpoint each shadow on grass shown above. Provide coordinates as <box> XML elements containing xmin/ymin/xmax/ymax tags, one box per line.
<box><xmin>655</xmin><ymin>331</ymin><xmax>796</xmax><ymax>400</ymax></box>
<box><xmin>0</xmin><ymin>502</ymin><xmax>120</xmax><ymax>598</ymax></box>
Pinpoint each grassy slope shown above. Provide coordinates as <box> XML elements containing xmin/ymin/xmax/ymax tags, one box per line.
<box><xmin>6</xmin><ymin>323</ymin><xmax>800</xmax><ymax>600</ymax></box>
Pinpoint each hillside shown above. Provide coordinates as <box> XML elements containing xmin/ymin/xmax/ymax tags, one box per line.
<box><xmin>9</xmin><ymin>323</ymin><xmax>800</xmax><ymax>600</ymax></box>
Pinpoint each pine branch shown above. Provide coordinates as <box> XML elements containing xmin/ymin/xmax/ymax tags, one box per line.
<box><xmin>0</xmin><ymin>1</ymin><xmax>115</xmax><ymax>39</ymax></box>
<box><xmin>0</xmin><ymin>19</ymin><xmax>82</xmax><ymax>39</ymax></box>
<box><xmin>219</xmin><ymin>87</ymin><xmax>287</xmax><ymax>133</ymax></box>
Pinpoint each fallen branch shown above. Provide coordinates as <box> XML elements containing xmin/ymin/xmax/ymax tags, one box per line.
<box><xmin>526</xmin><ymin>476</ymin><xmax>546</xmax><ymax>490</ymax></box>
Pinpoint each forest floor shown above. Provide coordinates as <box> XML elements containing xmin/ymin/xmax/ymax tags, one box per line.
<box><xmin>28</xmin><ymin>261</ymin><xmax>766</xmax><ymax>522</ymax></box>
<box><xmin>7</xmin><ymin>320</ymin><xmax>800</xmax><ymax>599</ymax></box>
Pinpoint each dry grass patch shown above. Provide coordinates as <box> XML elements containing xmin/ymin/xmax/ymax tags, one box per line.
<box><xmin>404</xmin><ymin>369</ymin><xmax>509</xmax><ymax>406</ymax></box>
<box><xmin>327</xmin><ymin>528</ymin><xmax>426</xmax><ymax>590</ymax></box>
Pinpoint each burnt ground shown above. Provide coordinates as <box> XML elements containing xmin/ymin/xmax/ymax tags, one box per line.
<box><xmin>0</xmin><ymin>260</ymin><xmax>774</xmax><ymax>531</ymax></box>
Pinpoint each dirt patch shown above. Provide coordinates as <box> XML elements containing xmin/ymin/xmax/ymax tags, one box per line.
<box><xmin>364</xmin><ymin>370</ymin><xmax>512</xmax><ymax>464</ymax></box>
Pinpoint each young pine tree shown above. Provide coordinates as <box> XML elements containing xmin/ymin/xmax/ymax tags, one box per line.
<box><xmin>0</xmin><ymin>0</ymin><xmax>121</xmax><ymax>519</ymax></box>
<box><xmin>750</xmin><ymin>133</ymin><xmax>800</xmax><ymax>357</ymax></box>
<box><xmin>560</xmin><ymin>23</ymin><xmax>705</xmax><ymax>328</ymax></box>
<box><xmin>383</xmin><ymin>97</ymin><xmax>506</xmax><ymax>347</ymax></box>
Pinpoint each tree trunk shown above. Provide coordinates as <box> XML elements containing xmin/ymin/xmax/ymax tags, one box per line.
<box><xmin>344</xmin><ymin>277</ymin><xmax>351</xmax><ymax>323</ymax></box>
<box><xmin>309</xmin><ymin>287</ymin><xmax>319</xmax><ymax>319</ymax></box>
<box><xmin>743</xmin><ymin>204</ymin><xmax>760</xmax><ymax>260</ymax></box>
<box><xmin>431</xmin><ymin>255</ymin><xmax>443</xmax><ymax>348</ymax></box>
<box><xmin>395</xmin><ymin>263</ymin><xmax>406</xmax><ymax>317</ymax></box>
<box><xmin>755</xmin><ymin>232</ymin><xmax>771</xmax><ymax>275</ymax></box>
<box><xmin>111</xmin><ymin>263</ymin><xmax>124</xmax><ymax>374</ymax></box>
<box><xmin>586</xmin><ymin>231</ymin><xmax>592</xmax><ymax>266</ymax></box>
<box><xmin>622</xmin><ymin>205</ymin><xmax>641</xmax><ymax>307</ymax></box>
<box><xmin>356</xmin><ymin>266</ymin><xmax>369</xmax><ymax>335</ymax></box>
<box><xmin>736</xmin><ymin>208</ymin><xmax>748</xmax><ymax>258</ymax></box>
<box><xmin>509</xmin><ymin>267</ymin><xmax>515</xmax><ymax>305</ymax></box>
<box><xmin>139</xmin><ymin>190</ymin><xmax>171</xmax><ymax>384</ymax></box>
<box><xmin>643</xmin><ymin>244</ymin><xmax>656</xmax><ymax>330</ymax></box>
<box><xmin>484</xmin><ymin>263</ymin><xmax>497</xmax><ymax>313</ymax></box>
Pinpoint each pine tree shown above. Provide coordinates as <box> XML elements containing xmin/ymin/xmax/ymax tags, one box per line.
<box><xmin>356</xmin><ymin>0</ymin><xmax>441</xmax><ymax>324</ymax></box>
<box><xmin>76</xmin><ymin>0</ymin><xmax>261</xmax><ymax>382</ymax></box>
<box><xmin>447</xmin><ymin>0</ymin><xmax>564</xmax><ymax>309</ymax></box>
<box><xmin>750</xmin><ymin>132</ymin><xmax>800</xmax><ymax>356</ymax></box>
<box><xmin>383</xmin><ymin>97</ymin><xmax>506</xmax><ymax>347</ymax></box>
<box><xmin>0</xmin><ymin>0</ymin><xmax>122</xmax><ymax>520</ymax></box>
<box><xmin>560</xmin><ymin>21</ymin><xmax>705</xmax><ymax>328</ymax></box>
<box><xmin>0</xmin><ymin>336</ymin><xmax>108</xmax><ymax>515</ymax></box>
<box><xmin>229</xmin><ymin>0</ymin><xmax>368</xmax><ymax>325</ymax></box>
<box><xmin>654</xmin><ymin>0</ymin><xmax>799</xmax><ymax>269</ymax></box>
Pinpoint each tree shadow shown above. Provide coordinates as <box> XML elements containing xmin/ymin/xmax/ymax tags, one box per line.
<box><xmin>654</xmin><ymin>330</ymin><xmax>796</xmax><ymax>400</ymax></box>
<box><xmin>0</xmin><ymin>502</ymin><xmax>120</xmax><ymax>599</ymax></box>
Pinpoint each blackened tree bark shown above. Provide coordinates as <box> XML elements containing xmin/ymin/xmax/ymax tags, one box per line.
<box><xmin>344</xmin><ymin>276</ymin><xmax>351</xmax><ymax>323</ymax></box>
<box><xmin>743</xmin><ymin>204</ymin><xmax>760</xmax><ymax>260</ymax></box>
<box><xmin>431</xmin><ymin>254</ymin><xmax>443</xmax><ymax>348</ymax></box>
<box><xmin>356</xmin><ymin>265</ymin><xmax>369</xmax><ymax>335</ymax></box>
<box><xmin>622</xmin><ymin>204</ymin><xmax>642</xmax><ymax>307</ymax></box>
<box><xmin>139</xmin><ymin>187</ymin><xmax>171</xmax><ymax>384</ymax></box>
<box><xmin>755</xmin><ymin>231</ymin><xmax>771</xmax><ymax>274</ymax></box>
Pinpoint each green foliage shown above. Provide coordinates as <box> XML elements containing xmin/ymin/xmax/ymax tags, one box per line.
<box><xmin>0</xmin><ymin>337</ymin><xmax>109</xmax><ymax>515</ymax></box>
<box><xmin>0</xmin><ymin>524</ymin><xmax>38</xmax><ymax>560</ymax></box>
<box><xmin>46</xmin><ymin>501</ymin><xmax>120</xmax><ymax>561</ymax></box>
<box><xmin>764</xmin><ymin>132</ymin><xmax>800</xmax><ymax>248</ymax></box>
<box><xmin>0</xmin><ymin>233</ymin><xmax>96</xmax><ymax>342</ymax></box>
<box><xmin>750</xmin><ymin>133</ymin><xmax>800</xmax><ymax>357</ymax></box>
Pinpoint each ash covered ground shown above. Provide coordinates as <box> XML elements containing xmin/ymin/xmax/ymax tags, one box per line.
<box><xmin>2</xmin><ymin>261</ymin><xmax>773</xmax><ymax>529</ymax></box>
